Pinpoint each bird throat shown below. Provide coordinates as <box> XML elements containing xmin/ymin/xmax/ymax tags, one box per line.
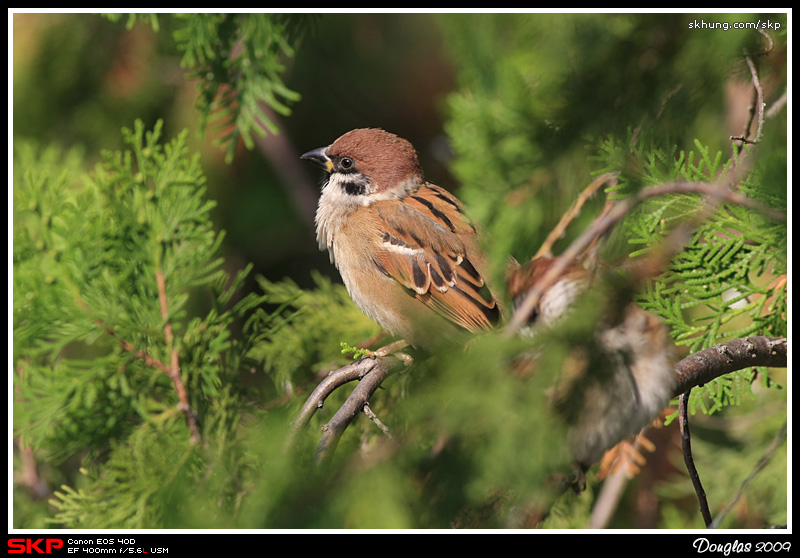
<box><xmin>314</xmin><ymin>175</ymin><xmax>364</xmax><ymax>256</ymax></box>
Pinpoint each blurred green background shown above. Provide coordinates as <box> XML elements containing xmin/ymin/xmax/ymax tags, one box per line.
<box><xmin>13</xmin><ymin>13</ymin><xmax>464</xmax><ymax>294</ymax></box>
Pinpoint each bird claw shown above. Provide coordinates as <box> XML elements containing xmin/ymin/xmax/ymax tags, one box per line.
<box><xmin>555</xmin><ymin>465</ymin><xmax>588</xmax><ymax>494</ymax></box>
<box><xmin>568</xmin><ymin>468</ymin><xmax>587</xmax><ymax>494</ymax></box>
<box><xmin>371</xmin><ymin>339</ymin><xmax>414</xmax><ymax>367</ymax></box>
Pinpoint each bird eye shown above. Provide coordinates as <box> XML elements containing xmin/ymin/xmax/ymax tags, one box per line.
<box><xmin>340</xmin><ymin>157</ymin><xmax>354</xmax><ymax>169</ymax></box>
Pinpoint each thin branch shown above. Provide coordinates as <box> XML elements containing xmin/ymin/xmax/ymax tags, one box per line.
<box><xmin>764</xmin><ymin>89</ymin><xmax>787</xmax><ymax>120</ymax></box>
<box><xmin>672</xmin><ymin>336</ymin><xmax>786</xmax><ymax>397</ymax></box>
<box><xmin>13</xmin><ymin>362</ymin><xmax>50</xmax><ymax>499</ymax></box>
<box><xmin>710</xmin><ymin>421</ymin><xmax>787</xmax><ymax>528</ymax></box>
<box><xmin>587</xmin><ymin>434</ymin><xmax>647</xmax><ymax>528</ymax></box>
<box><xmin>286</xmin><ymin>357</ymin><xmax>385</xmax><ymax>448</ymax></box>
<box><xmin>748</xmin><ymin>28</ymin><xmax>775</xmax><ymax>57</ymax></box>
<box><xmin>156</xmin><ymin>268</ymin><xmax>200</xmax><ymax>445</ymax></box>
<box><xmin>363</xmin><ymin>402</ymin><xmax>392</xmax><ymax>437</ymax></box>
<box><xmin>535</xmin><ymin>172</ymin><xmax>618</xmax><ymax>259</ymax></box>
<box><xmin>680</xmin><ymin>391</ymin><xmax>714</xmax><ymax>527</ymax></box>
<box><xmin>506</xmin><ymin>178</ymin><xmax>785</xmax><ymax>336</ymax></box>
<box><xmin>315</xmin><ymin>355</ymin><xmax>402</xmax><ymax>463</ymax></box>
<box><xmin>731</xmin><ymin>55</ymin><xmax>766</xmax><ymax>144</ymax></box>
<box><xmin>100</xmin><ymin>324</ymin><xmax>170</xmax><ymax>374</ymax></box>
<box><xmin>285</xmin><ymin>342</ymin><xmax>408</xmax><ymax>458</ymax></box>
<box><xmin>673</xmin><ymin>335</ymin><xmax>786</xmax><ymax>528</ymax></box>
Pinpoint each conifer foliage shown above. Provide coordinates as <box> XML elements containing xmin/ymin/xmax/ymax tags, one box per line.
<box><xmin>14</xmin><ymin>121</ymin><xmax>268</xmax><ymax>527</ymax></box>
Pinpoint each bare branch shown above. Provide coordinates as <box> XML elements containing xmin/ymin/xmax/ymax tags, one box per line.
<box><xmin>506</xmin><ymin>177</ymin><xmax>785</xmax><ymax>336</ymax></box>
<box><xmin>286</xmin><ymin>357</ymin><xmax>381</xmax><ymax>447</ymax></box>
<box><xmin>588</xmin><ymin>434</ymin><xmax>647</xmax><ymax>528</ymax></box>
<box><xmin>156</xmin><ymin>268</ymin><xmax>199</xmax><ymax>445</ymax></box>
<box><xmin>672</xmin><ymin>336</ymin><xmax>786</xmax><ymax>397</ymax></box>
<box><xmin>285</xmin><ymin>343</ymin><xmax>408</xmax><ymax>459</ymax></box>
<box><xmin>315</xmin><ymin>355</ymin><xmax>402</xmax><ymax>463</ymax></box>
<box><xmin>535</xmin><ymin>172</ymin><xmax>618</xmax><ymax>259</ymax></box>
<box><xmin>674</xmin><ymin>335</ymin><xmax>785</xmax><ymax>527</ymax></box>
<box><xmin>731</xmin><ymin>55</ymin><xmax>766</xmax><ymax>144</ymax></box>
<box><xmin>710</xmin><ymin>421</ymin><xmax>787</xmax><ymax>528</ymax></box>
<box><xmin>680</xmin><ymin>391</ymin><xmax>714</xmax><ymax>527</ymax></box>
<box><xmin>764</xmin><ymin>89</ymin><xmax>787</xmax><ymax>120</ymax></box>
<box><xmin>364</xmin><ymin>403</ymin><xmax>392</xmax><ymax>437</ymax></box>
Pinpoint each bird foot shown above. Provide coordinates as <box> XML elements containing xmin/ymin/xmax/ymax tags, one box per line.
<box><xmin>372</xmin><ymin>339</ymin><xmax>414</xmax><ymax>367</ymax></box>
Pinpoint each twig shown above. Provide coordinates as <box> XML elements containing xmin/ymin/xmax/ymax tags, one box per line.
<box><xmin>13</xmin><ymin>364</ymin><xmax>50</xmax><ymax>499</ymax></box>
<box><xmin>363</xmin><ymin>403</ymin><xmax>392</xmax><ymax>437</ymax></box>
<box><xmin>315</xmin><ymin>355</ymin><xmax>401</xmax><ymax>463</ymax></box>
<box><xmin>710</xmin><ymin>421</ymin><xmax>787</xmax><ymax>528</ymax></box>
<box><xmin>731</xmin><ymin>56</ymin><xmax>766</xmax><ymax>145</ymax></box>
<box><xmin>156</xmin><ymin>268</ymin><xmax>200</xmax><ymax>445</ymax></box>
<box><xmin>286</xmin><ymin>357</ymin><xmax>385</xmax><ymax>448</ymax></box>
<box><xmin>588</xmin><ymin>336</ymin><xmax>786</xmax><ymax>528</ymax></box>
<box><xmin>679</xmin><ymin>391</ymin><xmax>714</xmax><ymax>527</ymax></box>
<box><xmin>674</xmin><ymin>336</ymin><xmax>786</xmax><ymax>528</ymax></box>
<box><xmin>285</xmin><ymin>342</ymin><xmax>408</xmax><ymax>459</ymax></box>
<box><xmin>100</xmin><ymin>326</ymin><xmax>170</xmax><ymax>373</ymax></box>
<box><xmin>535</xmin><ymin>172</ymin><xmax>618</xmax><ymax>259</ymax></box>
<box><xmin>764</xmin><ymin>89</ymin><xmax>787</xmax><ymax>120</ymax></box>
<box><xmin>506</xmin><ymin>178</ymin><xmax>785</xmax><ymax>336</ymax></box>
<box><xmin>749</xmin><ymin>28</ymin><xmax>775</xmax><ymax>57</ymax></box>
<box><xmin>732</xmin><ymin>29</ymin><xmax>772</xmax><ymax>144</ymax></box>
<box><xmin>587</xmin><ymin>434</ymin><xmax>646</xmax><ymax>529</ymax></box>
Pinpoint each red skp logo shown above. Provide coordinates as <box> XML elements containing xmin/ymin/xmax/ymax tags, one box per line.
<box><xmin>8</xmin><ymin>539</ymin><xmax>64</xmax><ymax>553</ymax></box>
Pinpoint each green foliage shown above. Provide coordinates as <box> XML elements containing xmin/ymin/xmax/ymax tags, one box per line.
<box><xmin>404</xmin><ymin>334</ymin><xmax>573</xmax><ymax>517</ymax></box>
<box><xmin>13</xmin><ymin>121</ymin><xmax>266</xmax><ymax>526</ymax></box>
<box><xmin>591</xmin><ymin>133</ymin><xmax>787</xmax><ymax>419</ymax></box>
<box><xmin>170</xmin><ymin>13</ymin><xmax>307</xmax><ymax>161</ymax></box>
<box><xmin>435</xmin><ymin>12</ymin><xmax>786</xmax><ymax>528</ymax></box>
<box><xmin>437</xmin><ymin>13</ymin><xmax>780</xmax><ymax>268</ymax></box>
<box><xmin>247</xmin><ymin>272</ymin><xmax>381</xmax><ymax>396</ymax></box>
<box><xmin>340</xmin><ymin>342</ymin><xmax>376</xmax><ymax>361</ymax></box>
<box><xmin>103</xmin><ymin>12</ymin><xmax>160</xmax><ymax>32</ymax></box>
<box><xmin>438</xmin><ymin>10</ymin><xmax>787</xmax><ymax>406</ymax></box>
<box><xmin>103</xmin><ymin>13</ymin><xmax>310</xmax><ymax>162</ymax></box>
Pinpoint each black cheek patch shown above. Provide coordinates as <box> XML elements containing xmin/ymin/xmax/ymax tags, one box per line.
<box><xmin>338</xmin><ymin>173</ymin><xmax>370</xmax><ymax>196</ymax></box>
<box><xmin>344</xmin><ymin>181</ymin><xmax>367</xmax><ymax>196</ymax></box>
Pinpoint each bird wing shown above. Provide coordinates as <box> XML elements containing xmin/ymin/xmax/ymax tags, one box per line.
<box><xmin>372</xmin><ymin>184</ymin><xmax>499</xmax><ymax>332</ymax></box>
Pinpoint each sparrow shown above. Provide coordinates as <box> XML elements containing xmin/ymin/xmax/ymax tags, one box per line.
<box><xmin>301</xmin><ymin>128</ymin><xmax>500</xmax><ymax>348</ymax></box>
<box><xmin>507</xmin><ymin>255</ymin><xmax>676</xmax><ymax>470</ymax></box>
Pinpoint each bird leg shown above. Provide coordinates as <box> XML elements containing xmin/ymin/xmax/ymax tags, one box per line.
<box><xmin>371</xmin><ymin>339</ymin><xmax>414</xmax><ymax>367</ymax></box>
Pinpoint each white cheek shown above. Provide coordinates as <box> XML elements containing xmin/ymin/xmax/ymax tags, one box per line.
<box><xmin>314</xmin><ymin>176</ymin><xmax>369</xmax><ymax>255</ymax></box>
<box><xmin>324</xmin><ymin>174</ymin><xmax>373</xmax><ymax>207</ymax></box>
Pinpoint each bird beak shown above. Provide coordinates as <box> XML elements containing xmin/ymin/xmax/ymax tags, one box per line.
<box><xmin>300</xmin><ymin>146</ymin><xmax>334</xmax><ymax>173</ymax></box>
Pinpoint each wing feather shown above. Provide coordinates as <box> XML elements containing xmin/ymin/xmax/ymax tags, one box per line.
<box><xmin>373</xmin><ymin>184</ymin><xmax>499</xmax><ymax>332</ymax></box>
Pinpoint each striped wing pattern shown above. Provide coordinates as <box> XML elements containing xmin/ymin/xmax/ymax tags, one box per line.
<box><xmin>373</xmin><ymin>184</ymin><xmax>499</xmax><ymax>332</ymax></box>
